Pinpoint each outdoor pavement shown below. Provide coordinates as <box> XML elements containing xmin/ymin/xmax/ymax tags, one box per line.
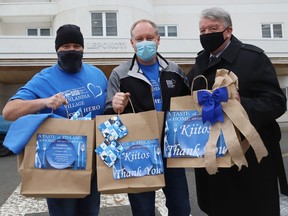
<box><xmin>13</xmin><ymin>167</ymin><xmax>288</xmax><ymax>215</ymax></box>
<box><xmin>1</xmin><ymin>134</ymin><xmax>288</xmax><ymax>215</ymax></box>
<box><xmin>23</xmin><ymin>136</ymin><xmax>288</xmax><ymax>216</ymax></box>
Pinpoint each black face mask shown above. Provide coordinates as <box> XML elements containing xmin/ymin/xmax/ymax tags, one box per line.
<box><xmin>57</xmin><ymin>50</ymin><xmax>83</xmax><ymax>73</ymax></box>
<box><xmin>200</xmin><ymin>28</ymin><xmax>228</xmax><ymax>52</ymax></box>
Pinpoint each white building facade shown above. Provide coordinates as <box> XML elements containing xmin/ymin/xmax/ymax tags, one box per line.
<box><xmin>0</xmin><ymin>0</ymin><xmax>288</xmax><ymax>130</ymax></box>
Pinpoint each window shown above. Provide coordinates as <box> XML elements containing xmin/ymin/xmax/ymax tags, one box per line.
<box><xmin>157</xmin><ymin>25</ymin><xmax>177</xmax><ymax>37</ymax></box>
<box><xmin>27</xmin><ymin>28</ymin><xmax>51</xmax><ymax>36</ymax></box>
<box><xmin>158</xmin><ymin>26</ymin><xmax>165</xmax><ymax>36</ymax></box>
<box><xmin>91</xmin><ymin>12</ymin><xmax>117</xmax><ymax>36</ymax></box>
<box><xmin>261</xmin><ymin>23</ymin><xmax>283</xmax><ymax>38</ymax></box>
<box><xmin>40</xmin><ymin>28</ymin><xmax>51</xmax><ymax>36</ymax></box>
<box><xmin>27</xmin><ymin>29</ymin><xmax>37</xmax><ymax>36</ymax></box>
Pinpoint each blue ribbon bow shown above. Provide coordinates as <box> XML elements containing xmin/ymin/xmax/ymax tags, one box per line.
<box><xmin>197</xmin><ymin>86</ymin><xmax>228</xmax><ymax>125</ymax></box>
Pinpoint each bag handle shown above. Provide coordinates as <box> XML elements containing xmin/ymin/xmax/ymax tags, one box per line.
<box><xmin>51</xmin><ymin>105</ymin><xmax>69</xmax><ymax>118</ymax></box>
<box><xmin>191</xmin><ymin>75</ymin><xmax>208</xmax><ymax>93</ymax></box>
<box><xmin>117</xmin><ymin>97</ymin><xmax>135</xmax><ymax>115</ymax></box>
<box><xmin>190</xmin><ymin>75</ymin><xmax>209</xmax><ymax>114</ymax></box>
<box><xmin>64</xmin><ymin>105</ymin><xmax>69</xmax><ymax>118</ymax></box>
<box><xmin>128</xmin><ymin>97</ymin><xmax>136</xmax><ymax>113</ymax></box>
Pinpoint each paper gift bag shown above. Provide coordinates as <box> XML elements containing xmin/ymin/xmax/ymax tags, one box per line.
<box><xmin>165</xmin><ymin>96</ymin><xmax>235</xmax><ymax>168</ymax></box>
<box><xmin>166</xmin><ymin>69</ymin><xmax>267</xmax><ymax>174</ymax></box>
<box><xmin>18</xmin><ymin>118</ymin><xmax>95</xmax><ymax>198</ymax></box>
<box><xmin>96</xmin><ymin>110</ymin><xmax>165</xmax><ymax>194</ymax></box>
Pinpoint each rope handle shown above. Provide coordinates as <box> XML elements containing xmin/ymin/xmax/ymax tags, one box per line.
<box><xmin>190</xmin><ymin>75</ymin><xmax>209</xmax><ymax>114</ymax></box>
<box><xmin>52</xmin><ymin>105</ymin><xmax>69</xmax><ymax>118</ymax></box>
<box><xmin>117</xmin><ymin>96</ymin><xmax>135</xmax><ymax>115</ymax></box>
<box><xmin>191</xmin><ymin>75</ymin><xmax>208</xmax><ymax>94</ymax></box>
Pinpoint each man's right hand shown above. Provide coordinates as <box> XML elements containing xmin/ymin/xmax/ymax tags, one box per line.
<box><xmin>46</xmin><ymin>93</ymin><xmax>68</xmax><ymax>110</ymax></box>
<box><xmin>112</xmin><ymin>92</ymin><xmax>130</xmax><ymax>114</ymax></box>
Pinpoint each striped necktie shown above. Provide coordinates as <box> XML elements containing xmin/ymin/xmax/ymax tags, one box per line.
<box><xmin>209</xmin><ymin>56</ymin><xmax>217</xmax><ymax>62</ymax></box>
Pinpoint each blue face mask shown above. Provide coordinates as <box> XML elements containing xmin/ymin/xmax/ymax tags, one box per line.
<box><xmin>136</xmin><ymin>40</ymin><xmax>157</xmax><ymax>62</ymax></box>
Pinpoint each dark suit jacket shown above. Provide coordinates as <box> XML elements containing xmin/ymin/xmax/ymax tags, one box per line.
<box><xmin>187</xmin><ymin>35</ymin><xmax>287</xmax><ymax>216</ymax></box>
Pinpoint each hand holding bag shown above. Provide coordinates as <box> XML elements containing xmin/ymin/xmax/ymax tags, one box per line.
<box><xmin>165</xmin><ymin>69</ymin><xmax>268</xmax><ymax>174</ymax></box>
<box><xmin>18</xmin><ymin>116</ymin><xmax>95</xmax><ymax>198</ymax></box>
<box><xmin>96</xmin><ymin>107</ymin><xmax>165</xmax><ymax>194</ymax></box>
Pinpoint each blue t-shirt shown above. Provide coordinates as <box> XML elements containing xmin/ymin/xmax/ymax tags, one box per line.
<box><xmin>11</xmin><ymin>63</ymin><xmax>107</xmax><ymax>118</ymax></box>
<box><xmin>138</xmin><ymin>61</ymin><xmax>162</xmax><ymax>111</ymax></box>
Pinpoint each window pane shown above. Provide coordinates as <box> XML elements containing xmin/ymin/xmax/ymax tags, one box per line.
<box><xmin>158</xmin><ymin>26</ymin><xmax>165</xmax><ymax>36</ymax></box>
<box><xmin>91</xmin><ymin>13</ymin><xmax>103</xmax><ymax>36</ymax></box>
<box><xmin>273</xmin><ymin>24</ymin><xmax>283</xmax><ymax>38</ymax></box>
<box><xmin>27</xmin><ymin>29</ymin><xmax>38</xmax><ymax>36</ymax></box>
<box><xmin>106</xmin><ymin>27</ymin><xmax>117</xmax><ymax>36</ymax></box>
<box><xmin>106</xmin><ymin>13</ymin><xmax>117</xmax><ymax>36</ymax></box>
<box><xmin>92</xmin><ymin>27</ymin><xmax>103</xmax><ymax>36</ymax></box>
<box><xmin>261</xmin><ymin>24</ymin><xmax>271</xmax><ymax>38</ymax></box>
<box><xmin>167</xmin><ymin>26</ymin><xmax>177</xmax><ymax>37</ymax></box>
<box><xmin>40</xmin><ymin>28</ymin><xmax>50</xmax><ymax>36</ymax></box>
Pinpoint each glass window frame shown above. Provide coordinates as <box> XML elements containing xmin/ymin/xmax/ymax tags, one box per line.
<box><xmin>261</xmin><ymin>23</ymin><xmax>283</xmax><ymax>39</ymax></box>
<box><xmin>27</xmin><ymin>28</ymin><xmax>51</xmax><ymax>36</ymax></box>
<box><xmin>157</xmin><ymin>25</ymin><xmax>178</xmax><ymax>37</ymax></box>
<box><xmin>91</xmin><ymin>11</ymin><xmax>118</xmax><ymax>37</ymax></box>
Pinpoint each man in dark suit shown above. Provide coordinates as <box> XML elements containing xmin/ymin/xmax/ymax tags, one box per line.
<box><xmin>187</xmin><ymin>7</ymin><xmax>288</xmax><ymax>216</ymax></box>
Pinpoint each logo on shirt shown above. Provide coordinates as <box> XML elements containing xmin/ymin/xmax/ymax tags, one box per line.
<box><xmin>166</xmin><ymin>79</ymin><xmax>176</xmax><ymax>88</ymax></box>
<box><xmin>87</xmin><ymin>83</ymin><xmax>103</xmax><ymax>98</ymax></box>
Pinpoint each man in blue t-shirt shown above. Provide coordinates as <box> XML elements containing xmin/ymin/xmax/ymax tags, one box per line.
<box><xmin>3</xmin><ymin>24</ymin><xmax>107</xmax><ymax>216</ymax></box>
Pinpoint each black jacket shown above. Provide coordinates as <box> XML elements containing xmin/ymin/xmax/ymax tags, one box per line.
<box><xmin>187</xmin><ymin>35</ymin><xmax>288</xmax><ymax>216</ymax></box>
<box><xmin>105</xmin><ymin>53</ymin><xmax>190</xmax><ymax>114</ymax></box>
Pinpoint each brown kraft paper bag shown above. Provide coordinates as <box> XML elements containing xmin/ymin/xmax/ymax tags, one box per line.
<box><xmin>96</xmin><ymin>110</ymin><xmax>165</xmax><ymax>194</ymax></box>
<box><xmin>167</xmin><ymin>69</ymin><xmax>267</xmax><ymax>174</ymax></box>
<box><xmin>18</xmin><ymin>118</ymin><xmax>95</xmax><ymax>198</ymax></box>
